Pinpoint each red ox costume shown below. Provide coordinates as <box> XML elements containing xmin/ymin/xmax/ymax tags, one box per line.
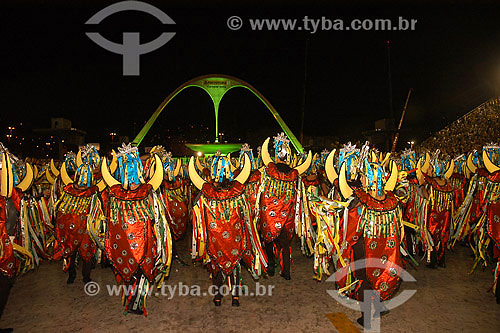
<box><xmin>93</xmin><ymin>144</ymin><xmax>172</xmax><ymax>316</ymax></box>
<box><xmin>310</xmin><ymin>143</ymin><xmax>403</xmax><ymax>328</ymax></box>
<box><xmin>255</xmin><ymin>134</ymin><xmax>313</xmax><ymax>280</ymax></box>
<box><xmin>54</xmin><ymin>145</ymin><xmax>110</xmax><ymax>283</ymax></box>
<box><xmin>55</xmin><ymin>183</ymin><xmax>98</xmax><ymax>283</ymax></box>
<box><xmin>453</xmin><ymin>151</ymin><xmax>487</xmax><ymax>244</ymax></box>
<box><xmin>424</xmin><ymin>153</ymin><xmax>455</xmax><ymax>268</ymax></box>
<box><xmin>0</xmin><ymin>147</ymin><xmax>35</xmax><ymax>330</ymax></box>
<box><xmin>470</xmin><ymin>149</ymin><xmax>500</xmax><ymax>304</ymax></box>
<box><xmin>190</xmin><ymin>152</ymin><xmax>267</xmax><ymax>306</ymax></box>
<box><xmin>145</xmin><ymin>147</ymin><xmax>188</xmax><ymax>265</ymax></box>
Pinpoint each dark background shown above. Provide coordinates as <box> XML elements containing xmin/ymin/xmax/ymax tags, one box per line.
<box><xmin>2</xmin><ymin>0</ymin><xmax>500</xmax><ymax>156</ymax></box>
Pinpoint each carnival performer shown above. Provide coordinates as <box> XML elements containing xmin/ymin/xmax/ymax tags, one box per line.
<box><xmin>53</xmin><ymin>145</ymin><xmax>105</xmax><ymax>284</ymax></box>
<box><xmin>255</xmin><ymin>133</ymin><xmax>312</xmax><ymax>280</ymax></box>
<box><xmin>146</xmin><ymin>146</ymin><xmax>187</xmax><ymax>264</ymax></box>
<box><xmin>469</xmin><ymin>148</ymin><xmax>500</xmax><ymax>304</ymax></box>
<box><xmin>310</xmin><ymin>142</ymin><xmax>403</xmax><ymax>327</ymax></box>
<box><xmin>94</xmin><ymin>143</ymin><xmax>172</xmax><ymax>316</ymax></box>
<box><xmin>340</xmin><ymin>149</ymin><xmax>403</xmax><ymax>327</ymax></box>
<box><xmin>400</xmin><ymin>150</ymin><xmax>430</xmax><ymax>260</ymax></box>
<box><xmin>0</xmin><ymin>146</ymin><xmax>35</xmax><ymax>330</ymax></box>
<box><xmin>189</xmin><ymin>151</ymin><xmax>267</xmax><ymax>306</ymax></box>
<box><xmin>424</xmin><ymin>151</ymin><xmax>455</xmax><ymax>268</ymax></box>
<box><xmin>453</xmin><ymin>151</ymin><xmax>488</xmax><ymax>245</ymax></box>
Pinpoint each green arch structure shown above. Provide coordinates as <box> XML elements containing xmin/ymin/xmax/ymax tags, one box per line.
<box><xmin>131</xmin><ymin>74</ymin><xmax>303</xmax><ymax>153</ymax></box>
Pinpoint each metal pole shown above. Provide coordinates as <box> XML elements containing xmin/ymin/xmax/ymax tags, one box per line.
<box><xmin>391</xmin><ymin>88</ymin><xmax>413</xmax><ymax>152</ymax></box>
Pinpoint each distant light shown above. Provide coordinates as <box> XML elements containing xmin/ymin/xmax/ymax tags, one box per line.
<box><xmin>197</xmin><ymin>151</ymin><xmax>202</xmax><ymax>156</ymax></box>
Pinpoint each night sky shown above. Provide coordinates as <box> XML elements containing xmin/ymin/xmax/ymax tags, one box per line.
<box><xmin>2</xmin><ymin>0</ymin><xmax>500</xmax><ymax>153</ymax></box>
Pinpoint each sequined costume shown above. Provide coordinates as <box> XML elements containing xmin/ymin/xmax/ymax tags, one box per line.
<box><xmin>55</xmin><ymin>184</ymin><xmax>98</xmax><ymax>282</ymax></box>
<box><xmin>93</xmin><ymin>144</ymin><xmax>172</xmax><ymax>316</ymax></box>
<box><xmin>190</xmin><ymin>152</ymin><xmax>267</xmax><ymax>306</ymax></box>
<box><xmin>254</xmin><ymin>134</ymin><xmax>313</xmax><ymax>280</ymax></box>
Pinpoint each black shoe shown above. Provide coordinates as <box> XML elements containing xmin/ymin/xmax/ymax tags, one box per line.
<box><xmin>232</xmin><ymin>298</ymin><xmax>240</xmax><ymax>307</ymax></box>
<box><xmin>280</xmin><ymin>273</ymin><xmax>291</xmax><ymax>280</ymax></box>
<box><xmin>0</xmin><ymin>329</ymin><xmax>14</xmax><ymax>333</ymax></box>
<box><xmin>267</xmin><ymin>267</ymin><xmax>275</xmax><ymax>277</ymax></box>
<box><xmin>213</xmin><ymin>298</ymin><xmax>222</xmax><ymax>307</ymax></box>
<box><xmin>67</xmin><ymin>275</ymin><xmax>76</xmax><ymax>284</ymax></box>
<box><xmin>127</xmin><ymin>309</ymin><xmax>144</xmax><ymax>316</ymax></box>
<box><xmin>83</xmin><ymin>277</ymin><xmax>92</xmax><ymax>284</ymax></box>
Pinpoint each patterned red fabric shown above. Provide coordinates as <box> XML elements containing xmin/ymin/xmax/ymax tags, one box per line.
<box><xmin>486</xmin><ymin>170</ymin><xmax>500</xmax><ymax>249</ymax></box>
<box><xmin>364</xmin><ymin>233</ymin><xmax>402</xmax><ymax>300</ymax></box>
<box><xmin>403</xmin><ymin>178</ymin><xmax>419</xmax><ymax>224</ymax></box>
<box><xmin>357</xmin><ymin>190</ymin><xmax>402</xmax><ymax>300</ymax></box>
<box><xmin>335</xmin><ymin>207</ymin><xmax>362</xmax><ymax>293</ymax></box>
<box><xmin>245</xmin><ymin>169</ymin><xmax>261</xmax><ymax>212</ymax></box>
<box><xmin>161</xmin><ymin>179</ymin><xmax>188</xmax><ymax>240</ymax></box>
<box><xmin>0</xmin><ymin>196</ymin><xmax>15</xmax><ymax>278</ymax></box>
<box><xmin>201</xmin><ymin>182</ymin><xmax>253</xmax><ymax>275</ymax></box>
<box><xmin>354</xmin><ymin>189</ymin><xmax>399</xmax><ymax>211</ymax></box>
<box><xmin>105</xmin><ymin>184</ymin><xmax>156</xmax><ymax>282</ymax></box>
<box><xmin>427</xmin><ymin>178</ymin><xmax>454</xmax><ymax>262</ymax></box>
<box><xmin>259</xmin><ymin>163</ymin><xmax>298</xmax><ymax>243</ymax></box>
<box><xmin>55</xmin><ymin>184</ymin><xmax>98</xmax><ymax>262</ymax></box>
<box><xmin>451</xmin><ymin>173</ymin><xmax>466</xmax><ymax>208</ymax></box>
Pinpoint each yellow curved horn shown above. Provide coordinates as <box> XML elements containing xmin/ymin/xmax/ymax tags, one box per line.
<box><xmin>381</xmin><ymin>152</ymin><xmax>391</xmax><ymax>168</ymax></box>
<box><xmin>50</xmin><ymin>159</ymin><xmax>60</xmax><ymax>177</ymax></box>
<box><xmin>482</xmin><ymin>150</ymin><xmax>500</xmax><ymax>174</ymax></box>
<box><xmin>416</xmin><ymin>157</ymin><xmax>425</xmax><ymax>185</ymax></box>
<box><xmin>189</xmin><ymin>156</ymin><xmax>206</xmax><ymax>191</ymax></box>
<box><xmin>295</xmin><ymin>151</ymin><xmax>313</xmax><ymax>175</ymax></box>
<box><xmin>33</xmin><ymin>164</ymin><xmax>38</xmax><ymax>180</ymax></box>
<box><xmin>76</xmin><ymin>150</ymin><xmax>83</xmax><ymax>167</ymax></box>
<box><xmin>148</xmin><ymin>155</ymin><xmax>164</xmax><ymax>191</ymax></box>
<box><xmin>1</xmin><ymin>153</ymin><xmax>14</xmax><ymax>198</ymax></box>
<box><xmin>339</xmin><ymin>161</ymin><xmax>353</xmax><ymax>199</ymax></box>
<box><xmin>466</xmin><ymin>152</ymin><xmax>477</xmax><ymax>174</ymax></box>
<box><xmin>422</xmin><ymin>153</ymin><xmax>431</xmax><ymax>174</ymax></box>
<box><xmin>444</xmin><ymin>160</ymin><xmax>455</xmax><ymax>179</ymax></box>
<box><xmin>234</xmin><ymin>154</ymin><xmax>251</xmax><ymax>184</ymax></box>
<box><xmin>174</xmin><ymin>158</ymin><xmax>182</xmax><ymax>177</ymax></box>
<box><xmin>261</xmin><ymin>137</ymin><xmax>273</xmax><ymax>166</ymax></box>
<box><xmin>60</xmin><ymin>162</ymin><xmax>73</xmax><ymax>186</ymax></box>
<box><xmin>101</xmin><ymin>156</ymin><xmax>120</xmax><ymax>188</ymax></box>
<box><xmin>45</xmin><ymin>167</ymin><xmax>55</xmax><ymax>185</ymax></box>
<box><xmin>384</xmin><ymin>160</ymin><xmax>399</xmax><ymax>192</ymax></box>
<box><xmin>370</xmin><ymin>151</ymin><xmax>378</xmax><ymax>163</ymax></box>
<box><xmin>109</xmin><ymin>150</ymin><xmax>118</xmax><ymax>173</ymax></box>
<box><xmin>196</xmin><ymin>156</ymin><xmax>204</xmax><ymax>171</ymax></box>
<box><xmin>325</xmin><ymin>149</ymin><xmax>338</xmax><ymax>183</ymax></box>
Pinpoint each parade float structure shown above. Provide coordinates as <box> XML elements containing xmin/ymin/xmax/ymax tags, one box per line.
<box><xmin>131</xmin><ymin>74</ymin><xmax>303</xmax><ymax>155</ymax></box>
